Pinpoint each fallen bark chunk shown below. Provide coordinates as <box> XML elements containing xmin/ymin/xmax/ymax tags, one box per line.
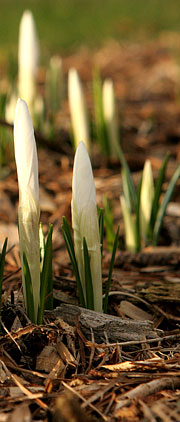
<box><xmin>46</xmin><ymin>304</ymin><xmax>162</xmax><ymax>344</ymax></box>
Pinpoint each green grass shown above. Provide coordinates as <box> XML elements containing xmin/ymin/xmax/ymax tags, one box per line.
<box><xmin>1</xmin><ymin>0</ymin><xmax>180</xmax><ymax>63</ymax></box>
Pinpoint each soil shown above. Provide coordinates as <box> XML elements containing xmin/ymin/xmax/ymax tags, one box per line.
<box><xmin>0</xmin><ymin>38</ymin><xmax>180</xmax><ymax>421</ymax></box>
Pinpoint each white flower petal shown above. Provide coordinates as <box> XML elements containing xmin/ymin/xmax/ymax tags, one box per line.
<box><xmin>68</xmin><ymin>68</ymin><xmax>90</xmax><ymax>153</ymax></box>
<box><xmin>72</xmin><ymin>141</ymin><xmax>96</xmax><ymax>215</ymax></box>
<box><xmin>14</xmin><ymin>98</ymin><xmax>39</xmax><ymax>204</ymax></box>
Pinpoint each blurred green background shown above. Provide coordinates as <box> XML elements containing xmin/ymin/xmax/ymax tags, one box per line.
<box><xmin>1</xmin><ymin>0</ymin><xmax>180</xmax><ymax>62</ymax></box>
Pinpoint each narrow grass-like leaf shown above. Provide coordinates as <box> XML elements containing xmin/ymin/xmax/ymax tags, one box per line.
<box><xmin>148</xmin><ymin>153</ymin><xmax>169</xmax><ymax>240</ymax></box>
<box><xmin>43</xmin><ymin>224</ymin><xmax>53</xmax><ymax>310</ymax></box>
<box><xmin>23</xmin><ymin>252</ymin><xmax>35</xmax><ymax>323</ymax></box>
<box><xmin>0</xmin><ymin>238</ymin><xmax>8</xmax><ymax>317</ymax></box>
<box><xmin>103</xmin><ymin>225</ymin><xmax>119</xmax><ymax>313</ymax></box>
<box><xmin>118</xmin><ymin>144</ymin><xmax>137</xmax><ymax>211</ymax></box>
<box><xmin>62</xmin><ymin>216</ymin><xmax>85</xmax><ymax>307</ymax></box>
<box><xmin>98</xmin><ymin>207</ymin><xmax>104</xmax><ymax>257</ymax></box>
<box><xmin>103</xmin><ymin>196</ymin><xmax>115</xmax><ymax>252</ymax></box>
<box><xmin>121</xmin><ymin>167</ymin><xmax>132</xmax><ymax>210</ymax></box>
<box><xmin>153</xmin><ymin>164</ymin><xmax>180</xmax><ymax>245</ymax></box>
<box><xmin>83</xmin><ymin>237</ymin><xmax>94</xmax><ymax>310</ymax></box>
<box><xmin>92</xmin><ymin>69</ymin><xmax>109</xmax><ymax>155</ymax></box>
<box><xmin>37</xmin><ymin>224</ymin><xmax>53</xmax><ymax>324</ymax></box>
<box><xmin>135</xmin><ymin>176</ymin><xmax>142</xmax><ymax>251</ymax></box>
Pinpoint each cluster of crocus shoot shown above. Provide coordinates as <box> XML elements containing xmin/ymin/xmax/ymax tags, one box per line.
<box><xmin>14</xmin><ymin>99</ymin><xmax>53</xmax><ymax>324</ymax></box>
<box><xmin>68</xmin><ymin>69</ymin><xmax>90</xmax><ymax>154</ymax></box>
<box><xmin>18</xmin><ymin>10</ymin><xmax>39</xmax><ymax>114</ymax></box>
<box><xmin>120</xmin><ymin>153</ymin><xmax>180</xmax><ymax>252</ymax></box>
<box><xmin>62</xmin><ymin>142</ymin><xmax>119</xmax><ymax>313</ymax></box>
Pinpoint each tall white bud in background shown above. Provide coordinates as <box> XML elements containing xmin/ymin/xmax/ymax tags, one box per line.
<box><xmin>68</xmin><ymin>68</ymin><xmax>90</xmax><ymax>154</ymax></box>
<box><xmin>14</xmin><ymin>99</ymin><xmax>40</xmax><ymax>320</ymax></box>
<box><xmin>71</xmin><ymin>142</ymin><xmax>102</xmax><ymax>312</ymax></box>
<box><xmin>18</xmin><ymin>10</ymin><xmax>39</xmax><ymax>114</ymax></box>
<box><xmin>102</xmin><ymin>78</ymin><xmax>119</xmax><ymax>157</ymax></box>
<box><xmin>120</xmin><ymin>195</ymin><xmax>137</xmax><ymax>253</ymax></box>
<box><xmin>140</xmin><ymin>160</ymin><xmax>154</xmax><ymax>242</ymax></box>
<box><xmin>5</xmin><ymin>92</ymin><xmax>18</xmax><ymax>124</ymax></box>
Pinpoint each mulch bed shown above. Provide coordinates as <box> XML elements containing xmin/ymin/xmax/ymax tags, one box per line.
<box><xmin>0</xmin><ymin>37</ymin><xmax>180</xmax><ymax>421</ymax></box>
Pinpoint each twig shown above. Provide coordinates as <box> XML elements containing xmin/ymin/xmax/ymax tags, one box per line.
<box><xmin>115</xmin><ymin>376</ymin><xmax>180</xmax><ymax>412</ymax></box>
<box><xmin>61</xmin><ymin>380</ymin><xmax>108</xmax><ymax>421</ymax></box>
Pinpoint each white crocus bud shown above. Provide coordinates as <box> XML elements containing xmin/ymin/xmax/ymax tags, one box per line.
<box><xmin>102</xmin><ymin>79</ymin><xmax>119</xmax><ymax>157</ymax></box>
<box><xmin>18</xmin><ymin>10</ymin><xmax>39</xmax><ymax>113</ymax></box>
<box><xmin>120</xmin><ymin>196</ymin><xmax>137</xmax><ymax>253</ymax></box>
<box><xmin>140</xmin><ymin>160</ymin><xmax>154</xmax><ymax>242</ymax></box>
<box><xmin>14</xmin><ymin>98</ymin><xmax>40</xmax><ymax>320</ymax></box>
<box><xmin>71</xmin><ymin>142</ymin><xmax>102</xmax><ymax>312</ymax></box>
<box><xmin>68</xmin><ymin>68</ymin><xmax>90</xmax><ymax>154</ymax></box>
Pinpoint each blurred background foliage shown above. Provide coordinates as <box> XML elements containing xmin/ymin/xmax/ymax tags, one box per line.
<box><xmin>1</xmin><ymin>0</ymin><xmax>180</xmax><ymax>63</ymax></box>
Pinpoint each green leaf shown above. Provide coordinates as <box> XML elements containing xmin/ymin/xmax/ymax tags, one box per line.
<box><xmin>153</xmin><ymin>164</ymin><xmax>180</xmax><ymax>245</ymax></box>
<box><xmin>23</xmin><ymin>252</ymin><xmax>35</xmax><ymax>323</ymax></box>
<box><xmin>148</xmin><ymin>153</ymin><xmax>170</xmax><ymax>239</ymax></box>
<box><xmin>135</xmin><ymin>175</ymin><xmax>142</xmax><ymax>251</ymax></box>
<box><xmin>83</xmin><ymin>237</ymin><xmax>94</xmax><ymax>310</ymax></box>
<box><xmin>92</xmin><ymin>68</ymin><xmax>109</xmax><ymax>155</ymax></box>
<box><xmin>62</xmin><ymin>216</ymin><xmax>85</xmax><ymax>307</ymax></box>
<box><xmin>119</xmin><ymin>145</ymin><xmax>137</xmax><ymax>211</ymax></box>
<box><xmin>103</xmin><ymin>225</ymin><xmax>119</xmax><ymax>313</ymax></box>
<box><xmin>98</xmin><ymin>207</ymin><xmax>104</xmax><ymax>256</ymax></box>
<box><xmin>103</xmin><ymin>197</ymin><xmax>115</xmax><ymax>252</ymax></box>
<box><xmin>37</xmin><ymin>224</ymin><xmax>53</xmax><ymax>324</ymax></box>
<box><xmin>0</xmin><ymin>238</ymin><xmax>8</xmax><ymax>313</ymax></box>
<box><xmin>44</xmin><ymin>224</ymin><xmax>53</xmax><ymax>310</ymax></box>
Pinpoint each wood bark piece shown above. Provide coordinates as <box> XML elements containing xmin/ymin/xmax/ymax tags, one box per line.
<box><xmin>115</xmin><ymin>247</ymin><xmax>180</xmax><ymax>268</ymax></box>
<box><xmin>46</xmin><ymin>304</ymin><xmax>162</xmax><ymax>344</ymax></box>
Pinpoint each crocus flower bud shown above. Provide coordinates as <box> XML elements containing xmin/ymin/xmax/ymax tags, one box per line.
<box><xmin>14</xmin><ymin>98</ymin><xmax>40</xmax><ymax>320</ymax></box>
<box><xmin>71</xmin><ymin>142</ymin><xmax>102</xmax><ymax>312</ymax></box>
<box><xmin>140</xmin><ymin>160</ymin><xmax>154</xmax><ymax>242</ymax></box>
<box><xmin>120</xmin><ymin>195</ymin><xmax>137</xmax><ymax>253</ymax></box>
<box><xmin>68</xmin><ymin>68</ymin><xmax>90</xmax><ymax>154</ymax></box>
<box><xmin>18</xmin><ymin>10</ymin><xmax>39</xmax><ymax>113</ymax></box>
<box><xmin>5</xmin><ymin>92</ymin><xmax>18</xmax><ymax>124</ymax></box>
<box><xmin>102</xmin><ymin>78</ymin><xmax>119</xmax><ymax>157</ymax></box>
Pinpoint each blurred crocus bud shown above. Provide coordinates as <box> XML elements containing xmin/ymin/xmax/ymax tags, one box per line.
<box><xmin>140</xmin><ymin>160</ymin><xmax>154</xmax><ymax>242</ymax></box>
<box><xmin>46</xmin><ymin>55</ymin><xmax>64</xmax><ymax>113</ymax></box>
<box><xmin>71</xmin><ymin>142</ymin><xmax>102</xmax><ymax>312</ymax></box>
<box><xmin>5</xmin><ymin>92</ymin><xmax>18</xmax><ymax>124</ymax></box>
<box><xmin>120</xmin><ymin>195</ymin><xmax>137</xmax><ymax>253</ymax></box>
<box><xmin>68</xmin><ymin>68</ymin><xmax>90</xmax><ymax>154</ymax></box>
<box><xmin>102</xmin><ymin>78</ymin><xmax>119</xmax><ymax>157</ymax></box>
<box><xmin>14</xmin><ymin>98</ymin><xmax>40</xmax><ymax>320</ymax></box>
<box><xmin>18</xmin><ymin>10</ymin><xmax>39</xmax><ymax>113</ymax></box>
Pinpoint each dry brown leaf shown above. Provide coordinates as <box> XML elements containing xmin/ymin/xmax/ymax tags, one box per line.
<box><xmin>36</xmin><ymin>345</ymin><xmax>61</xmax><ymax>373</ymax></box>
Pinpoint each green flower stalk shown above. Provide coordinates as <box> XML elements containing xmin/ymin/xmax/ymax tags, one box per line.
<box><xmin>18</xmin><ymin>10</ymin><xmax>39</xmax><ymax>114</ymax></box>
<box><xmin>68</xmin><ymin>68</ymin><xmax>90</xmax><ymax>154</ymax></box>
<box><xmin>102</xmin><ymin>78</ymin><xmax>119</xmax><ymax>158</ymax></box>
<box><xmin>71</xmin><ymin>142</ymin><xmax>102</xmax><ymax>312</ymax></box>
<box><xmin>140</xmin><ymin>160</ymin><xmax>154</xmax><ymax>242</ymax></box>
<box><xmin>14</xmin><ymin>98</ymin><xmax>40</xmax><ymax>320</ymax></box>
